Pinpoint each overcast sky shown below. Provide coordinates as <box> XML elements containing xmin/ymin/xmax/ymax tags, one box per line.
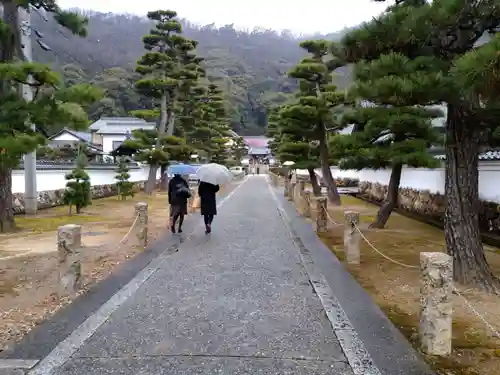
<box><xmin>56</xmin><ymin>0</ymin><xmax>388</xmax><ymax>35</ymax></box>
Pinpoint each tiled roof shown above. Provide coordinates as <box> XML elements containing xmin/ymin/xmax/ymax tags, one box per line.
<box><xmin>434</xmin><ymin>150</ymin><xmax>500</xmax><ymax>161</ymax></box>
<box><xmin>89</xmin><ymin>117</ymin><xmax>148</xmax><ymax>131</ymax></box>
<box><xmin>96</xmin><ymin>124</ymin><xmax>155</xmax><ymax>135</ymax></box>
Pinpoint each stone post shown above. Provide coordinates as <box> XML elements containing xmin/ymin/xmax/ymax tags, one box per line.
<box><xmin>314</xmin><ymin>197</ymin><xmax>328</xmax><ymax>233</ymax></box>
<box><xmin>343</xmin><ymin>211</ymin><xmax>361</xmax><ymax>265</ymax></box>
<box><xmin>57</xmin><ymin>224</ymin><xmax>82</xmax><ymax>298</ymax></box>
<box><xmin>288</xmin><ymin>182</ymin><xmax>296</xmax><ymax>201</ymax></box>
<box><xmin>271</xmin><ymin>173</ymin><xmax>278</xmax><ymax>187</ymax></box>
<box><xmin>297</xmin><ymin>180</ymin><xmax>305</xmax><ymax>200</ymax></box>
<box><xmin>419</xmin><ymin>252</ymin><xmax>453</xmax><ymax>356</ymax></box>
<box><xmin>284</xmin><ymin>179</ymin><xmax>290</xmax><ymax>197</ymax></box>
<box><xmin>188</xmin><ymin>188</ymin><xmax>197</xmax><ymax>212</ymax></box>
<box><xmin>135</xmin><ymin>202</ymin><xmax>148</xmax><ymax>247</ymax></box>
<box><xmin>303</xmin><ymin>191</ymin><xmax>311</xmax><ymax>217</ymax></box>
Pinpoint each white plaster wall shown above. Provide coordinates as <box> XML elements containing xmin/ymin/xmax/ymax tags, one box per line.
<box><xmin>298</xmin><ymin>161</ymin><xmax>500</xmax><ymax>203</ymax></box>
<box><xmin>102</xmin><ymin>134</ymin><xmax>127</xmax><ymax>154</ymax></box>
<box><xmin>12</xmin><ymin>166</ymin><xmax>160</xmax><ymax>193</ymax></box>
<box><xmin>51</xmin><ymin>133</ymin><xmax>80</xmax><ymax>142</ymax></box>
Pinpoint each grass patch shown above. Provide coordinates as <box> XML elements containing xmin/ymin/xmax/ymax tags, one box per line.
<box><xmin>15</xmin><ymin>214</ymin><xmax>107</xmax><ymax>233</ymax></box>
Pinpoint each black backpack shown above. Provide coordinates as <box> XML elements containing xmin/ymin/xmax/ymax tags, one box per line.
<box><xmin>174</xmin><ymin>183</ymin><xmax>191</xmax><ymax>199</ymax></box>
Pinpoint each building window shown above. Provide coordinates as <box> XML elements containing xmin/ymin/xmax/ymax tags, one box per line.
<box><xmin>112</xmin><ymin>141</ymin><xmax>123</xmax><ymax>150</ymax></box>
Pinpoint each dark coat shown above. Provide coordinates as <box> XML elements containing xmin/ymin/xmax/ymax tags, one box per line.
<box><xmin>198</xmin><ymin>181</ymin><xmax>220</xmax><ymax>216</ymax></box>
<box><xmin>168</xmin><ymin>176</ymin><xmax>189</xmax><ymax>206</ymax></box>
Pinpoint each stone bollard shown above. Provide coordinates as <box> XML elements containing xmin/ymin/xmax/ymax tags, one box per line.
<box><xmin>343</xmin><ymin>211</ymin><xmax>361</xmax><ymax>265</ymax></box>
<box><xmin>303</xmin><ymin>191</ymin><xmax>311</xmax><ymax>217</ymax></box>
<box><xmin>188</xmin><ymin>188</ymin><xmax>197</xmax><ymax>212</ymax></box>
<box><xmin>57</xmin><ymin>224</ymin><xmax>82</xmax><ymax>298</ymax></box>
<box><xmin>288</xmin><ymin>182</ymin><xmax>296</xmax><ymax>201</ymax></box>
<box><xmin>297</xmin><ymin>180</ymin><xmax>305</xmax><ymax>200</ymax></box>
<box><xmin>135</xmin><ymin>202</ymin><xmax>148</xmax><ymax>247</ymax></box>
<box><xmin>271</xmin><ymin>173</ymin><xmax>278</xmax><ymax>187</ymax></box>
<box><xmin>284</xmin><ymin>179</ymin><xmax>290</xmax><ymax>197</ymax></box>
<box><xmin>314</xmin><ymin>197</ymin><xmax>328</xmax><ymax>233</ymax></box>
<box><xmin>419</xmin><ymin>252</ymin><xmax>453</xmax><ymax>356</ymax></box>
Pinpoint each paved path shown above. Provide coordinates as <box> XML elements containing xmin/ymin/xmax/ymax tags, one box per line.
<box><xmin>4</xmin><ymin>176</ymin><xmax>433</xmax><ymax>375</ymax></box>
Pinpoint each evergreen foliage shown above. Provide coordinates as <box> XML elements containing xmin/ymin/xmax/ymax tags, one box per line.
<box><xmin>115</xmin><ymin>159</ymin><xmax>135</xmax><ymax>200</ymax></box>
<box><xmin>134</xmin><ymin>10</ymin><xmax>200</xmax><ymax>193</ymax></box>
<box><xmin>329</xmin><ymin>55</ymin><xmax>443</xmax><ymax>227</ymax></box>
<box><xmin>339</xmin><ymin>0</ymin><xmax>500</xmax><ymax>290</ymax></box>
<box><xmin>63</xmin><ymin>151</ymin><xmax>91</xmax><ymax>215</ymax></box>
<box><xmin>277</xmin><ymin>40</ymin><xmax>353</xmax><ymax>204</ymax></box>
<box><xmin>0</xmin><ymin>1</ymin><xmax>102</xmax><ymax>232</ymax></box>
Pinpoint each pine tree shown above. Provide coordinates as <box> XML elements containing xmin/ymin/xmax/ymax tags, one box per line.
<box><xmin>123</xmin><ymin>129</ymin><xmax>192</xmax><ymax>176</ymax></box>
<box><xmin>230</xmin><ymin>136</ymin><xmax>248</xmax><ymax>165</ymax></box>
<box><xmin>330</xmin><ymin>56</ymin><xmax>443</xmax><ymax>228</ymax></box>
<box><xmin>63</xmin><ymin>152</ymin><xmax>91</xmax><ymax>215</ymax></box>
<box><xmin>135</xmin><ymin>10</ymin><xmax>198</xmax><ymax>193</ymax></box>
<box><xmin>282</xmin><ymin>40</ymin><xmax>353</xmax><ymax>204</ymax></box>
<box><xmin>187</xmin><ymin>84</ymin><xmax>232</xmax><ymax>163</ymax></box>
<box><xmin>115</xmin><ymin>158</ymin><xmax>135</xmax><ymax>200</ymax></box>
<box><xmin>341</xmin><ymin>0</ymin><xmax>500</xmax><ymax>290</ymax></box>
<box><xmin>0</xmin><ymin>2</ymin><xmax>101</xmax><ymax>232</ymax></box>
<box><xmin>268</xmin><ymin>105</ymin><xmax>323</xmax><ymax>195</ymax></box>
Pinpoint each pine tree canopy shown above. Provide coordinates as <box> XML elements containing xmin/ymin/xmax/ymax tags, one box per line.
<box><xmin>451</xmin><ymin>34</ymin><xmax>500</xmax><ymax>101</ymax></box>
<box><xmin>0</xmin><ymin>62</ymin><xmax>101</xmax><ymax>168</ymax></box>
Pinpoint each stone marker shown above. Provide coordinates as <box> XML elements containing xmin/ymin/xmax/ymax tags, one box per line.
<box><xmin>271</xmin><ymin>173</ymin><xmax>278</xmax><ymax>187</ymax></box>
<box><xmin>419</xmin><ymin>252</ymin><xmax>452</xmax><ymax>356</ymax></box>
<box><xmin>303</xmin><ymin>191</ymin><xmax>311</xmax><ymax>217</ymax></box>
<box><xmin>188</xmin><ymin>188</ymin><xmax>197</xmax><ymax>212</ymax></box>
<box><xmin>314</xmin><ymin>197</ymin><xmax>328</xmax><ymax>233</ymax></box>
<box><xmin>343</xmin><ymin>211</ymin><xmax>361</xmax><ymax>265</ymax></box>
<box><xmin>284</xmin><ymin>179</ymin><xmax>290</xmax><ymax>197</ymax></box>
<box><xmin>57</xmin><ymin>224</ymin><xmax>82</xmax><ymax>297</ymax></box>
<box><xmin>135</xmin><ymin>202</ymin><xmax>148</xmax><ymax>247</ymax></box>
<box><xmin>297</xmin><ymin>180</ymin><xmax>305</xmax><ymax>200</ymax></box>
<box><xmin>288</xmin><ymin>182</ymin><xmax>296</xmax><ymax>201</ymax></box>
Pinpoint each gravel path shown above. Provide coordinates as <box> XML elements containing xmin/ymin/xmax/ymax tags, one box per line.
<box><xmin>34</xmin><ymin>176</ymin><xmax>355</xmax><ymax>374</ymax></box>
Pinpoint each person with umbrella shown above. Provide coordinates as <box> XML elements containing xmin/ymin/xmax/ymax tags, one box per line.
<box><xmin>198</xmin><ymin>181</ymin><xmax>219</xmax><ymax>234</ymax></box>
<box><xmin>195</xmin><ymin>163</ymin><xmax>233</xmax><ymax>234</ymax></box>
<box><xmin>168</xmin><ymin>164</ymin><xmax>196</xmax><ymax>233</ymax></box>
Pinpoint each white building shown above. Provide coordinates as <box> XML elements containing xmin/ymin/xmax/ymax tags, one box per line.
<box><xmin>89</xmin><ymin>117</ymin><xmax>156</xmax><ymax>154</ymax></box>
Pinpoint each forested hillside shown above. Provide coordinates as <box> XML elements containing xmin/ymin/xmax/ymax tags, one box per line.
<box><xmin>31</xmin><ymin>10</ymin><xmax>350</xmax><ymax>135</ymax></box>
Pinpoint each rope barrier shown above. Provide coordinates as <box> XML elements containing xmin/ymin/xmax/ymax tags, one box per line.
<box><xmin>300</xmin><ymin>191</ymin><xmax>500</xmax><ymax>343</ymax></box>
<box><xmin>118</xmin><ymin>214</ymin><xmax>140</xmax><ymax>245</ymax></box>
<box><xmin>453</xmin><ymin>286</ymin><xmax>500</xmax><ymax>339</ymax></box>
<box><xmin>353</xmin><ymin>223</ymin><xmax>419</xmax><ymax>269</ymax></box>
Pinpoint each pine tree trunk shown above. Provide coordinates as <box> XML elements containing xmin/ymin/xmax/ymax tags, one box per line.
<box><xmin>146</xmin><ymin>92</ymin><xmax>169</xmax><ymax>195</ymax></box>
<box><xmin>370</xmin><ymin>163</ymin><xmax>402</xmax><ymax>229</ymax></box>
<box><xmin>444</xmin><ymin>103</ymin><xmax>500</xmax><ymax>292</ymax></box>
<box><xmin>159</xmin><ymin>164</ymin><xmax>168</xmax><ymax>191</ymax></box>
<box><xmin>0</xmin><ymin>166</ymin><xmax>15</xmax><ymax>233</ymax></box>
<box><xmin>307</xmin><ymin>167</ymin><xmax>321</xmax><ymax>196</ymax></box>
<box><xmin>317</xmin><ymin>124</ymin><xmax>341</xmax><ymax>205</ymax></box>
<box><xmin>145</xmin><ymin>165</ymin><xmax>158</xmax><ymax>195</ymax></box>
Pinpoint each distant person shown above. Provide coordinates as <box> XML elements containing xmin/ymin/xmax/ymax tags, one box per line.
<box><xmin>168</xmin><ymin>174</ymin><xmax>191</xmax><ymax>233</ymax></box>
<box><xmin>198</xmin><ymin>181</ymin><xmax>220</xmax><ymax>234</ymax></box>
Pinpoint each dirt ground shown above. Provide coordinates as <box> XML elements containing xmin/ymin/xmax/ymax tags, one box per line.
<box><xmin>0</xmin><ymin>181</ymin><xmax>237</xmax><ymax>352</ymax></box>
<box><xmin>294</xmin><ymin>193</ymin><xmax>500</xmax><ymax>375</ymax></box>
<box><xmin>0</xmin><ymin>190</ymin><xmax>176</xmax><ymax>352</ymax></box>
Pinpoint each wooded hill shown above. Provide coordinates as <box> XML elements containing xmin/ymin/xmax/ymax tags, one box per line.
<box><xmin>31</xmin><ymin>9</ymin><xmax>351</xmax><ymax>135</ymax></box>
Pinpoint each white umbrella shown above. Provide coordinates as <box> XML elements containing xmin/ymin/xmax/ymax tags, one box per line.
<box><xmin>196</xmin><ymin>163</ymin><xmax>233</xmax><ymax>185</ymax></box>
<box><xmin>283</xmin><ymin>161</ymin><xmax>295</xmax><ymax>166</ymax></box>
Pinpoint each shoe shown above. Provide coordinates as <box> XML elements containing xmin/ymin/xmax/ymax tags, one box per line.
<box><xmin>171</xmin><ymin>225</ymin><xmax>176</xmax><ymax>233</ymax></box>
<box><xmin>178</xmin><ymin>227</ymin><xmax>183</xmax><ymax>233</ymax></box>
<box><xmin>205</xmin><ymin>224</ymin><xmax>211</xmax><ymax>234</ymax></box>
